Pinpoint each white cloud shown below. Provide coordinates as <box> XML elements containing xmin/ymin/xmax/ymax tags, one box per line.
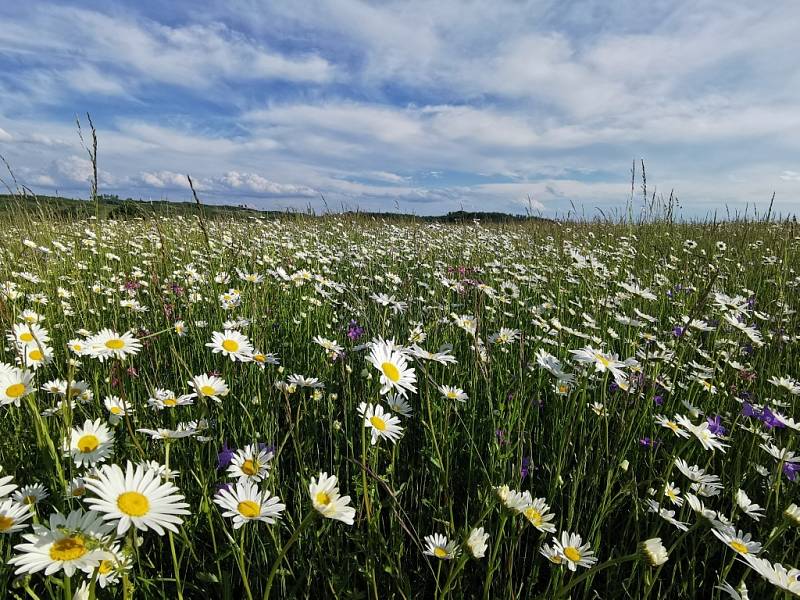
<box><xmin>217</xmin><ymin>171</ymin><xmax>317</xmax><ymax>196</ymax></box>
<box><xmin>139</xmin><ymin>170</ymin><xmax>192</xmax><ymax>189</ymax></box>
<box><xmin>0</xmin><ymin>127</ymin><xmax>12</xmax><ymax>142</ymax></box>
<box><xmin>779</xmin><ymin>170</ymin><xmax>800</xmax><ymax>182</ymax></box>
<box><xmin>0</xmin><ymin>6</ymin><xmax>336</xmax><ymax>95</ymax></box>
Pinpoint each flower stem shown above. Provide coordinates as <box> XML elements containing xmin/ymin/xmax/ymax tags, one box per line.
<box><xmin>262</xmin><ymin>511</ymin><xmax>316</xmax><ymax>600</ymax></box>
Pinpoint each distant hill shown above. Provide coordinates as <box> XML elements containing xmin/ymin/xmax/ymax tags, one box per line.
<box><xmin>0</xmin><ymin>194</ymin><xmax>550</xmax><ymax>223</ymax></box>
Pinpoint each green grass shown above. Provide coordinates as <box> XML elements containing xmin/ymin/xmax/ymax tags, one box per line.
<box><xmin>0</xmin><ymin>210</ymin><xmax>798</xmax><ymax>599</ymax></box>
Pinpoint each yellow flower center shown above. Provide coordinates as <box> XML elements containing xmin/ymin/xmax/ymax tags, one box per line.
<box><xmin>105</xmin><ymin>338</ymin><xmax>125</xmax><ymax>350</ymax></box>
<box><xmin>49</xmin><ymin>536</ymin><xmax>88</xmax><ymax>562</ymax></box>
<box><xmin>369</xmin><ymin>415</ymin><xmax>387</xmax><ymax>431</ymax></box>
<box><xmin>315</xmin><ymin>491</ymin><xmax>331</xmax><ymax>506</ymax></box>
<box><xmin>28</xmin><ymin>349</ymin><xmax>43</xmax><ymax>361</ymax></box>
<box><xmin>110</xmin><ymin>407</ymin><xmax>122</xmax><ymax>415</ymax></box>
<box><xmin>730</xmin><ymin>541</ymin><xmax>749</xmax><ymax>554</ymax></box>
<box><xmin>72</xmin><ymin>487</ymin><xmax>86</xmax><ymax>497</ymax></box>
<box><xmin>446</xmin><ymin>391</ymin><xmax>458</xmax><ymax>399</ymax></box>
<box><xmin>117</xmin><ymin>491</ymin><xmax>150</xmax><ymax>516</ymax></box>
<box><xmin>200</xmin><ymin>385</ymin><xmax>216</xmax><ymax>396</ymax></box>
<box><xmin>5</xmin><ymin>383</ymin><xmax>25</xmax><ymax>398</ymax></box>
<box><xmin>524</xmin><ymin>507</ymin><xmax>543</xmax><ymax>527</ymax></box>
<box><xmin>381</xmin><ymin>361</ymin><xmax>400</xmax><ymax>382</ymax></box>
<box><xmin>23</xmin><ymin>495</ymin><xmax>36</xmax><ymax>505</ymax></box>
<box><xmin>237</xmin><ymin>500</ymin><xmax>260</xmax><ymax>518</ymax></box>
<box><xmin>99</xmin><ymin>559</ymin><xmax>113</xmax><ymax>575</ymax></box>
<box><xmin>77</xmin><ymin>434</ymin><xmax>100</xmax><ymax>453</ymax></box>
<box><xmin>241</xmin><ymin>459</ymin><xmax>258</xmax><ymax>476</ymax></box>
<box><xmin>19</xmin><ymin>332</ymin><xmax>34</xmax><ymax>342</ymax></box>
<box><xmin>222</xmin><ymin>339</ymin><xmax>239</xmax><ymax>352</ymax></box>
<box><xmin>164</xmin><ymin>398</ymin><xmax>177</xmax><ymax>407</ymax></box>
<box><xmin>253</xmin><ymin>354</ymin><xmax>265</xmax><ymax>363</ymax></box>
<box><xmin>433</xmin><ymin>546</ymin><xmax>448</xmax><ymax>558</ymax></box>
<box><xmin>0</xmin><ymin>516</ymin><xmax>15</xmax><ymax>531</ymax></box>
<box><xmin>564</xmin><ymin>546</ymin><xmax>581</xmax><ymax>563</ymax></box>
<box><xmin>596</xmin><ymin>355</ymin><xmax>610</xmax><ymax>368</ymax></box>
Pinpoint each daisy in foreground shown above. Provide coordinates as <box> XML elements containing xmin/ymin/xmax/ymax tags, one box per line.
<box><xmin>8</xmin><ymin>510</ymin><xmax>113</xmax><ymax>576</ymax></box>
<box><xmin>188</xmin><ymin>374</ymin><xmax>229</xmax><ymax>403</ymax></box>
<box><xmin>367</xmin><ymin>339</ymin><xmax>417</xmax><ymax>397</ymax></box>
<box><xmin>466</xmin><ymin>527</ymin><xmax>489</xmax><ymax>558</ymax></box>
<box><xmin>423</xmin><ymin>533</ymin><xmax>460</xmax><ymax>560</ymax></box>
<box><xmin>358</xmin><ymin>402</ymin><xmax>404</xmax><ymax>445</ymax></box>
<box><xmin>68</xmin><ymin>418</ymin><xmax>113</xmax><ymax>467</ymax></box>
<box><xmin>85</xmin><ymin>461</ymin><xmax>190</xmax><ymax>535</ymax></box>
<box><xmin>206</xmin><ymin>330</ymin><xmax>253</xmax><ymax>362</ymax></box>
<box><xmin>86</xmin><ymin>328</ymin><xmax>142</xmax><ymax>362</ymax></box>
<box><xmin>214</xmin><ymin>481</ymin><xmax>285</xmax><ymax>528</ymax></box>
<box><xmin>227</xmin><ymin>444</ymin><xmax>274</xmax><ymax>482</ymax></box>
<box><xmin>550</xmin><ymin>531</ymin><xmax>598</xmax><ymax>571</ymax></box>
<box><xmin>309</xmin><ymin>471</ymin><xmax>355</xmax><ymax>524</ymax></box>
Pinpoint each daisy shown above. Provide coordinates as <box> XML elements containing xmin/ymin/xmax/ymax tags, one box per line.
<box><xmin>712</xmin><ymin>526</ymin><xmax>761</xmax><ymax>556</ymax></box>
<box><xmin>438</xmin><ymin>385</ymin><xmax>468</xmax><ymax>403</ymax></box>
<box><xmin>8</xmin><ymin>509</ymin><xmax>114</xmax><ymax>577</ymax></box>
<box><xmin>740</xmin><ymin>556</ymin><xmax>800</xmax><ymax>596</ymax></box>
<box><xmin>69</xmin><ymin>419</ymin><xmax>113</xmax><ymax>467</ymax></box>
<box><xmin>570</xmin><ymin>346</ymin><xmax>626</xmax><ymax>379</ymax></box>
<box><xmin>551</xmin><ymin>531</ymin><xmax>598</xmax><ymax>571</ymax></box>
<box><xmin>676</xmin><ymin>415</ymin><xmax>729</xmax><ymax>453</ymax></box>
<box><xmin>386</xmin><ymin>394</ymin><xmax>412</xmax><ymax>418</ymax></box>
<box><xmin>85</xmin><ymin>461</ymin><xmax>190</xmax><ymax>535</ymax></box>
<box><xmin>13</xmin><ymin>484</ymin><xmax>49</xmax><ymax>507</ymax></box>
<box><xmin>188</xmin><ymin>374</ymin><xmax>229</xmax><ymax>403</ymax></box>
<box><xmin>206</xmin><ymin>330</ymin><xmax>253</xmax><ymax>362</ymax></box>
<box><xmin>358</xmin><ymin>402</ymin><xmax>404</xmax><ymax>445</ymax></box>
<box><xmin>0</xmin><ymin>467</ymin><xmax>18</xmax><ymax>498</ymax></box>
<box><xmin>540</xmin><ymin>542</ymin><xmax>564</xmax><ymax>565</ymax></box>
<box><xmin>367</xmin><ymin>339</ymin><xmax>417</xmax><ymax>397</ymax></box>
<box><xmin>309</xmin><ymin>471</ymin><xmax>355</xmax><ymax>524</ymax></box>
<box><xmin>95</xmin><ymin>544</ymin><xmax>132</xmax><ymax>588</ymax></box>
<box><xmin>251</xmin><ymin>350</ymin><xmax>279</xmax><ymax>369</ymax></box>
<box><xmin>522</xmin><ymin>497</ymin><xmax>557</xmax><ymax>533</ymax></box>
<box><xmin>287</xmin><ymin>374</ymin><xmax>324</xmax><ymax>389</ymax></box>
<box><xmin>423</xmin><ymin>533</ymin><xmax>460</xmax><ymax>560</ymax></box>
<box><xmin>0</xmin><ymin>499</ymin><xmax>32</xmax><ymax>534</ymax></box>
<box><xmin>148</xmin><ymin>389</ymin><xmax>194</xmax><ymax>410</ymax></box>
<box><xmin>227</xmin><ymin>444</ymin><xmax>273</xmax><ymax>482</ymax></box>
<box><xmin>641</xmin><ymin>538</ymin><xmax>669</xmax><ymax>566</ymax></box>
<box><xmin>735</xmin><ymin>489</ymin><xmax>765</xmax><ymax>521</ymax></box>
<box><xmin>9</xmin><ymin>322</ymin><xmax>50</xmax><ymax>348</ymax></box>
<box><xmin>785</xmin><ymin>503</ymin><xmax>800</xmax><ymax>526</ymax></box>
<box><xmin>104</xmin><ymin>395</ymin><xmax>133</xmax><ymax>423</ymax></box>
<box><xmin>655</xmin><ymin>415</ymin><xmax>690</xmax><ymax>438</ymax></box>
<box><xmin>663</xmin><ymin>482</ymin><xmax>683</xmax><ymax>506</ymax></box>
<box><xmin>497</xmin><ymin>487</ymin><xmax>531</xmax><ymax>512</ymax></box>
<box><xmin>0</xmin><ymin>367</ymin><xmax>34</xmax><ymax>406</ymax></box>
<box><xmin>214</xmin><ymin>481</ymin><xmax>285</xmax><ymax>528</ymax></box>
<box><xmin>86</xmin><ymin>329</ymin><xmax>142</xmax><ymax>362</ymax></box>
<box><xmin>645</xmin><ymin>499</ymin><xmax>690</xmax><ymax>531</ymax></box>
<box><xmin>466</xmin><ymin>527</ymin><xmax>489</xmax><ymax>558</ymax></box>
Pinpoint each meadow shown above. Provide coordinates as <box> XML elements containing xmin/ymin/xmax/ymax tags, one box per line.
<box><xmin>0</xmin><ymin>208</ymin><xmax>798</xmax><ymax>599</ymax></box>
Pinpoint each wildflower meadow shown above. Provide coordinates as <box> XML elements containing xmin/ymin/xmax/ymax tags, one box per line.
<box><xmin>0</xmin><ymin>209</ymin><xmax>799</xmax><ymax>599</ymax></box>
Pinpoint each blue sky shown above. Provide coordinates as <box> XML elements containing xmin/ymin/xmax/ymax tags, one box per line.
<box><xmin>0</xmin><ymin>1</ymin><xmax>799</xmax><ymax>217</ymax></box>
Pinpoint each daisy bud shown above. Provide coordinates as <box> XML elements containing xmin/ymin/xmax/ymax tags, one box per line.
<box><xmin>641</xmin><ymin>538</ymin><xmax>669</xmax><ymax>566</ymax></box>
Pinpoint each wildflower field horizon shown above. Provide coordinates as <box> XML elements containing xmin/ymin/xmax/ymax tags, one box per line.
<box><xmin>0</xmin><ymin>209</ymin><xmax>798</xmax><ymax>599</ymax></box>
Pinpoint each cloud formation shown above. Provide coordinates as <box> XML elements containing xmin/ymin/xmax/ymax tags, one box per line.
<box><xmin>0</xmin><ymin>1</ymin><xmax>797</xmax><ymax>216</ymax></box>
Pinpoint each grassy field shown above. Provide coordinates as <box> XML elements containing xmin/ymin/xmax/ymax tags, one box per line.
<box><xmin>0</xmin><ymin>208</ymin><xmax>798</xmax><ymax>599</ymax></box>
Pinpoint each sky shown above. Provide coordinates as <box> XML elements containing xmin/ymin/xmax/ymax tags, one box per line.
<box><xmin>0</xmin><ymin>1</ymin><xmax>799</xmax><ymax>218</ymax></box>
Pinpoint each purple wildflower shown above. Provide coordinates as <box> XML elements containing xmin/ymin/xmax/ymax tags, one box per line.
<box><xmin>217</xmin><ymin>443</ymin><xmax>235</xmax><ymax>470</ymax></box>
